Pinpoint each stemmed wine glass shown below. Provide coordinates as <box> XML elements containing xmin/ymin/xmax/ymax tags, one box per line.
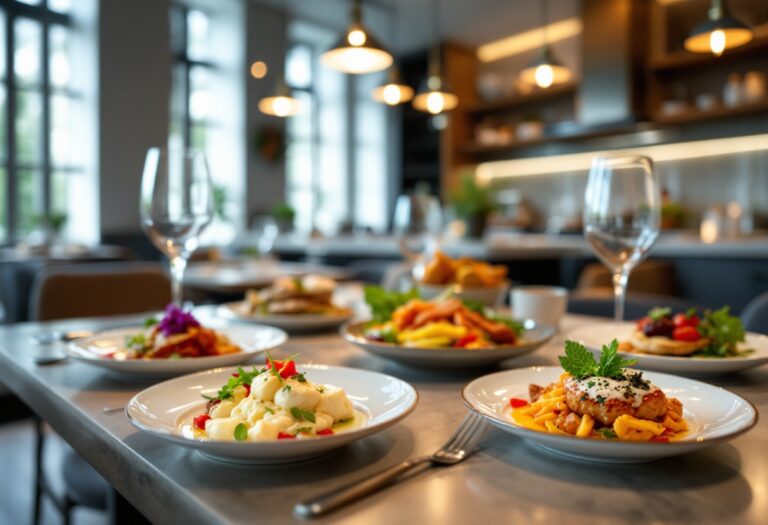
<box><xmin>583</xmin><ymin>155</ymin><xmax>661</xmax><ymax>321</ymax></box>
<box><xmin>140</xmin><ymin>147</ymin><xmax>214</xmax><ymax>305</ymax></box>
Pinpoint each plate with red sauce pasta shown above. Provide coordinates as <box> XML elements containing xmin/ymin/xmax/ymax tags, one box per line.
<box><xmin>65</xmin><ymin>305</ymin><xmax>287</xmax><ymax>377</ymax></box>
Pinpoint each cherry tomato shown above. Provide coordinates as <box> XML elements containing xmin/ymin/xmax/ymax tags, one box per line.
<box><xmin>673</xmin><ymin>313</ymin><xmax>700</xmax><ymax>328</ymax></box>
<box><xmin>277</xmin><ymin>432</ymin><xmax>296</xmax><ymax>440</ymax></box>
<box><xmin>672</xmin><ymin>326</ymin><xmax>700</xmax><ymax>342</ymax></box>
<box><xmin>266</xmin><ymin>359</ymin><xmax>297</xmax><ymax>379</ymax></box>
<box><xmin>317</xmin><ymin>428</ymin><xmax>335</xmax><ymax>436</ymax></box>
<box><xmin>509</xmin><ymin>398</ymin><xmax>529</xmax><ymax>408</ymax></box>
<box><xmin>193</xmin><ymin>414</ymin><xmax>210</xmax><ymax>430</ymax></box>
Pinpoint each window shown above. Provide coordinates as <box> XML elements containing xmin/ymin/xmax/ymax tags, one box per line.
<box><xmin>170</xmin><ymin>1</ymin><xmax>245</xmax><ymax>236</ymax></box>
<box><xmin>285</xmin><ymin>21</ymin><xmax>390</xmax><ymax>235</ymax></box>
<box><xmin>0</xmin><ymin>0</ymin><xmax>79</xmax><ymax>244</ymax></box>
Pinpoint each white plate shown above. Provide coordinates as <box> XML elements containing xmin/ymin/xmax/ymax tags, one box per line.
<box><xmin>463</xmin><ymin>366</ymin><xmax>758</xmax><ymax>463</ymax></box>
<box><xmin>341</xmin><ymin>319</ymin><xmax>555</xmax><ymax>368</ymax></box>
<box><xmin>126</xmin><ymin>364</ymin><xmax>418</xmax><ymax>463</ymax></box>
<box><xmin>66</xmin><ymin>324</ymin><xmax>287</xmax><ymax>378</ymax></box>
<box><xmin>569</xmin><ymin>322</ymin><xmax>768</xmax><ymax>376</ymax></box>
<box><xmin>217</xmin><ymin>302</ymin><xmax>353</xmax><ymax>332</ymax></box>
<box><xmin>183</xmin><ymin>261</ymin><xmax>351</xmax><ymax>293</ymax></box>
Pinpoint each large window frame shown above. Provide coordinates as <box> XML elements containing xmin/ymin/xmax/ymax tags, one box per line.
<box><xmin>1</xmin><ymin>0</ymin><xmax>75</xmax><ymax>244</ymax></box>
<box><xmin>170</xmin><ymin>3</ymin><xmax>215</xmax><ymax>152</ymax></box>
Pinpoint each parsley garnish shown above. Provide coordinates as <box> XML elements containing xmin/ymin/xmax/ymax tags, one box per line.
<box><xmin>290</xmin><ymin>407</ymin><xmax>316</xmax><ymax>423</ymax></box>
<box><xmin>695</xmin><ymin>306</ymin><xmax>748</xmax><ymax>357</ymax></box>
<box><xmin>125</xmin><ymin>334</ymin><xmax>149</xmax><ymax>353</ymax></box>
<box><xmin>202</xmin><ymin>366</ymin><xmax>264</xmax><ymax>401</ymax></box>
<box><xmin>294</xmin><ymin>427</ymin><xmax>313</xmax><ymax>435</ymax></box>
<box><xmin>461</xmin><ymin>299</ymin><xmax>486</xmax><ymax>314</ymax></box>
<box><xmin>291</xmin><ymin>373</ymin><xmax>307</xmax><ymax>383</ymax></box>
<box><xmin>648</xmin><ymin>307</ymin><xmax>671</xmax><ymax>321</ymax></box>
<box><xmin>264</xmin><ymin>406</ymin><xmax>274</xmax><ymax>415</ymax></box>
<box><xmin>144</xmin><ymin>316</ymin><xmax>159</xmax><ymax>327</ymax></box>
<box><xmin>558</xmin><ymin>340</ymin><xmax>637</xmax><ymax>379</ymax></box>
<box><xmin>233</xmin><ymin>423</ymin><xmax>247</xmax><ymax>441</ymax></box>
<box><xmin>597</xmin><ymin>428</ymin><xmax>618</xmax><ymax>439</ymax></box>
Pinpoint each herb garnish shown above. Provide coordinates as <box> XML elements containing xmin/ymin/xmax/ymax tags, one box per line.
<box><xmin>364</xmin><ymin>285</ymin><xmax>420</xmax><ymax>323</ymax></box>
<box><xmin>294</xmin><ymin>427</ymin><xmax>313</xmax><ymax>435</ymax></box>
<box><xmin>648</xmin><ymin>307</ymin><xmax>671</xmax><ymax>321</ymax></box>
<box><xmin>597</xmin><ymin>428</ymin><xmax>618</xmax><ymax>439</ymax></box>
<box><xmin>291</xmin><ymin>372</ymin><xmax>307</xmax><ymax>383</ymax></box>
<box><xmin>125</xmin><ymin>334</ymin><xmax>149</xmax><ymax>353</ymax></box>
<box><xmin>144</xmin><ymin>317</ymin><xmax>159</xmax><ymax>327</ymax></box>
<box><xmin>559</xmin><ymin>340</ymin><xmax>637</xmax><ymax>379</ymax></box>
<box><xmin>694</xmin><ymin>306</ymin><xmax>749</xmax><ymax>357</ymax></box>
<box><xmin>290</xmin><ymin>407</ymin><xmax>316</xmax><ymax>423</ymax></box>
<box><xmin>233</xmin><ymin>423</ymin><xmax>248</xmax><ymax>441</ymax></box>
<box><xmin>202</xmin><ymin>366</ymin><xmax>263</xmax><ymax>401</ymax></box>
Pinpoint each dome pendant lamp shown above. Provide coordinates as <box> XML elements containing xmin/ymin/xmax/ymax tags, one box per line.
<box><xmin>258</xmin><ymin>76</ymin><xmax>302</xmax><ymax>117</ymax></box>
<box><xmin>684</xmin><ymin>0</ymin><xmax>753</xmax><ymax>56</ymax></box>
<box><xmin>372</xmin><ymin>67</ymin><xmax>414</xmax><ymax>106</ymax></box>
<box><xmin>519</xmin><ymin>0</ymin><xmax>572</xmax><ymax>89</ymax></box>
<box><xmin>412</xmin><ymin>0</ymin><xmax>458</xmax><ymax>115</ymax></box>
<box><xmin>321</xmin><ymin>0</ymin><xmax>393</xmax><ymax>74</ymax></box>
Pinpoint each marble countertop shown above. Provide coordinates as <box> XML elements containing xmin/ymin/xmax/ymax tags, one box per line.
<box><xmin>1</xmin><ymin>310</ymin><xmax>767</xmax><ymax>524</ymax></box>
<box><xmin>263</xmin><ymin>233</ymin><xmax>768</xmax><ymax>260</ymax></box>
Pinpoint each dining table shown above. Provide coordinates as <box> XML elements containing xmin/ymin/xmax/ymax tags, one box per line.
<box><xmin>0</xmin><ymin>307</ymin><xmax>766</xmax><ymax>524</ymax></box>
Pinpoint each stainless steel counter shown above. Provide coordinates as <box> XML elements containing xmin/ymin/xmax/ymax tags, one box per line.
<box><xmin>1</xmin><ymin>311</ymin><xmax>766</xmax><ymax>524</ymax></box>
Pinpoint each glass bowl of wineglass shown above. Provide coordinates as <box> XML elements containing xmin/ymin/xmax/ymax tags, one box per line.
<box><xmin>140</xmin><ymin>147</ymin><xmax>214</xmax><ymax>305</ymax></box>
<box><xmin>583</xmin><ymin>155</ymin><xmax>661</xmax><ymax>321</ymax></box>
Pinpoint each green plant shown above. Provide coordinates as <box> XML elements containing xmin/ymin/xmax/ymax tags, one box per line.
<box><xmin>272</xmin><ymin>202</ymin><xmax>296</xmax><ymax>224</ymax></box>
<box><xmin>449</xmin><ymin>175</ymin><xmax>497</xmax><ymax>220</ymax></box>
<box><xmin>213</xmin><ymin>184</ymin><xmax>228</xmax><ymax>221</ymax></box>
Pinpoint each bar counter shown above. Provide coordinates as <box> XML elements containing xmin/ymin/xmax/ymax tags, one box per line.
<box><xmin>1</xmin><ymin>309</ymin><xmax>766</xmax><ymax>524</ymax></box>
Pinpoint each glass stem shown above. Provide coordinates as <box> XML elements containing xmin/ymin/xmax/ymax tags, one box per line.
<box><xmin>612</xmin><ymin>270</ymin><xmax>629</xmax><ymax>322</ymax></box>
<box><xmin>169</xmin><ymin>255</ymin><xmax>188</xmax><ymax>306</ymax></box>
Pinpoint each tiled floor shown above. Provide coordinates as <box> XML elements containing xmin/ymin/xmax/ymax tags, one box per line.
<box><xmin>0</xmin><ymin>419</ymin><xmax>107</xmax><ymax>525</ymax></box>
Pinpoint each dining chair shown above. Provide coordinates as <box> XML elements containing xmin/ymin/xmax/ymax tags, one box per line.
<box><xmin>567</xmin><ymin>289</ymin><xmax>705</xmax><ymax>319</ymax></box>
<box><xmin>29</xmin><ymin>262</ymin><xmax>171</xmax><ymax>525</ymax></box>
<box><xmin>741</xmin><ymin>291</ymin><xmax>768</xmax><ymax>334</ymax></box>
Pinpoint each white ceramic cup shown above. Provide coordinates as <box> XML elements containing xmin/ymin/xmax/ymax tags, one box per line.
<box><xmin>510</xmin><ymin>286</ymin><xmax>568</xmax><ymax>328</ymax></box>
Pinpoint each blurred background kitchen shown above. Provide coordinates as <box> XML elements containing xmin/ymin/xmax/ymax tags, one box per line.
<box><xmin>1</xmin><ymin>0</ymin><xmax>768</xmax><ymax>326</ymax></box>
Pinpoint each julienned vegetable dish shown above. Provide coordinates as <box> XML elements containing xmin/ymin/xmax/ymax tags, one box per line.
<box><xmin>620</xmin><ymin>306</ymin><xmax>752</xmax><ymax>358</ymax></box>
<box><xmin>510</xmin><ymin>340</ymin><xmax>688</xmax><ymax>442</ymax></box>
<box><xmin>362</xmin><ymin>286</ymin><xmax>523</xmax><ymax>349</ymax></box>
<box><xmin>117</xmin><ymin>305</ymin><xmax>242</xmax><ymax>360</ymax></box>
<box><xmin>189</xmin><ymin>355</ymin><xmax>360</xmax><ymax>441</ymax></box>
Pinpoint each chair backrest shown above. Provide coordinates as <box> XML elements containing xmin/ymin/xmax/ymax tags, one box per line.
<box><xmin>576</xmin><ymin>260</ymin><xmax>679</xmax><ymax>296</ymax></box>
<box><xmin>741</xmin><ymin>291</ymin><xmax>768</xmax><ymax>335</ymax></box>
<box><xmin>30</xmin><ymin>262</ymin><xmax>172</xmax><ymax>321</ymax></box>
<box><xmin>567</xmin><ymin>290</ymin><xmax>705</xmax><ymax>320</ymax></box>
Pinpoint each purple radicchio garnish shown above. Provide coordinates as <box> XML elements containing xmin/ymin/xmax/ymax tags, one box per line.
<box><xmin>157</xmin><ymin>304</ymin><xmax>200</xmax><ymax>336</ymax></box>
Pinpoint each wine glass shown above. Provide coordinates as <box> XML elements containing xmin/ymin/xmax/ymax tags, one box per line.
<box><xmin>392</xmin><ymin>194</ymin><xmax>443</xmax><ymax>287</ymax></box>
<box><xmin>140</xmin><ymin>147</ymin><xmax>214</xmax><ymax>305</ymax></box>
<box><xmin>583</xmin><ymin>155</ymin><xmax>661</xmax><ymax>321</ymax></box>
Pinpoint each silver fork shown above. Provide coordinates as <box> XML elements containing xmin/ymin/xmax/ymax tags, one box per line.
<box><xmin>293</xmin><ymin>411</ymin><xmax>487</xmax><ymax>519</ymax></box>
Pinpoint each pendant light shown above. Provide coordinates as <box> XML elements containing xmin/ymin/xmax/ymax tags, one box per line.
<box><xmin>372</xmin><ymin>3</ymin><xmax>413</xmax><ymax>106</ymax></box>
<box><xmin>321</xmin><ymin>0</ymin><xmax>393</xmax><ymax>74</ymax></box>
<box><xmin>258</xmin><ymin>0</ymin><xmax>301</xmax><ymax>117</ymax></box>
<box><xmin>519</xmin><ymin>0</ymin><xmax>572</xmax><ymax>89</ymax></box>
<box><xmin>412</xmin><ymin>0</ymin><xmax>458</xmax><ymax>115</ymax></box>
<box><xmin>372</xmin><ymin>67</ymin><xmax>414</xmax><ymax>105</ymax></box>
<box><xmin>684</xmin><ymin>0</ymin><xmax>753</xmax><ymax>56</ymax></box>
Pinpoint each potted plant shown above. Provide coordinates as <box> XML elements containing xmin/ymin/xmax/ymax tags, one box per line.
<box><xmin>449</xmin><ymin>175</ymin><xmax>498</xmax><ymax>238</ymax></box>
<box><xmin>272</xmin><ymin>202</ymin><xmax>296</xmax><ymax>233</ymax></box>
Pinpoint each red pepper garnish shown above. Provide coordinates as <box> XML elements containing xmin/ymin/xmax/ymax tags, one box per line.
<box><xmin>453</xmin><ymin>333</ymin><xmax>479</xmax><ymax>348</ymax></box>
<box><xmin>277</xmin><ymin>432</ymin><xmax>296</xmax><ymax>440</ymax></box>
<box><xmin>316</xmin><ymin>428</ymin><xmax>334</xmax><ymax>436</ymax></box>
<box><xmin>266</xmin><ymin>358</ymin><xmax>297</xmax><ymax>379</ymax></box>
<box><xmin>509</xmin><ymin>398</ymin><xmax>529</xmax><ymax>409</ymax></box>
<box><xmin>232</xmin><ymin>372</ymin><xmax>239</xmax><ymax>377</ymax></box>
<box><xmin>650</xmin><ymin>436</ymin><xmax>669</xmax><ymax>443</ymax></box>
<box><xmin>193</xmin><ymin>414</ymin><xmax>210</xmax><ymax>430</ymax></box>
<box><xmin>243</xmin><ymin>383</ymin><xmax>251</xmax><ymax>396</ymax></box>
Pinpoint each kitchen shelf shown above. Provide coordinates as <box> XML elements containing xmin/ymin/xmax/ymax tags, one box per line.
<box><xmin>466</xmin><ymin>82</ymin><xmax>579</xmax><ymax>115</ymax></box>
<box><xmin>652</xmin><ymin>99</ymin><xmax>768</xmax><ymax>125</ymax></box>
<box><xmin>649</xmin><ymin>34</ymin><xmax>768</xmax><ymax>73</ymax></box>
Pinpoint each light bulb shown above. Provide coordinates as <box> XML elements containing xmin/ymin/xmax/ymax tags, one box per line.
<box><xmin>272</xmin><ymin>97</ymin><xmax>291</xmax><ymax>117</ymax></box>
<box><xmin>347</xmin><ymin>29</ymin><xmax>367</xmax><ymax>47</ymax></box>
<box><xmin>382</xmin><ymin>84</ymin><xmax>403</xmax><ymax>105</ymax></box>
<box><xmin>426</xmin><ymin>91</ymin><xmax>445</xmax><ymax>114</ymax></box>
<box><xmin>710</xmin><ymin>29</ymin><xmax>726</xmax><ymax>56</ymax></box>
<box><xmin>535</xmin><ymin>64</ymin><xmax>554</xmax><ymax>89</ymax></box>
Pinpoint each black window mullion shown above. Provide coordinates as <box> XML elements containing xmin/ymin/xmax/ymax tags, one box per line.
<box><xmin>5</xmin><ymin>8</ymin><xmax>17</xmax><ymax>241</ymax></box>
<box><xmin>41</xmin><ymin>1</ymin><xmax>51</xmax><ymax>225</ymax></box>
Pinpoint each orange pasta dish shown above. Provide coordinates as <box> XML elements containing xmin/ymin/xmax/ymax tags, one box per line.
<box><xmin>509</xmin><ymin>340</ymin><xmax>688</xmax><ymax>442</ymax></box>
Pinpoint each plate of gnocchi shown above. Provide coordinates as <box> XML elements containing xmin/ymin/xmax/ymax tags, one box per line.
<box><xmin>126</xmin><ymin>357</ymin><xmax>418</xmax><ymax>463</ymax></box>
